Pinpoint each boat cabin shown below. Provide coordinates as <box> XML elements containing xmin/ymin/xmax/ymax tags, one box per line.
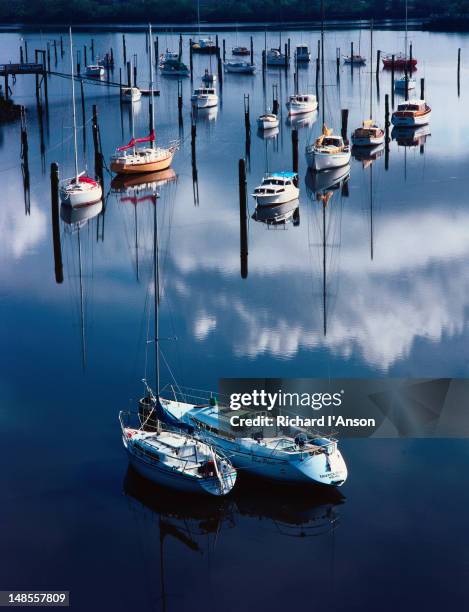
<box><xmin>193</xmin><ymin>87</ymin><xmax>216</xmax><ymax>96</ymax></box>
<box><xmin>289</xmin><ymin>94</ymin><xmax>314</xmax><ymax>103</ymax></box>
<box><xmin>396</xmin><ymin>100</ymin><xmax>427</xmax><ymax>114</ymax></box>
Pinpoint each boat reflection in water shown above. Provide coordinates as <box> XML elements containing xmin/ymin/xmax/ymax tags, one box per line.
<box><xmin>111</xmin><ymin>168</ymin><xmax>177</xmax><ymax>194</ymax></box>
<box><xmin>252</xmin><ymin>198</ymin><xmax>300</xmax><ymax>228</ymax></box>
<box><xmin>60</xmin><ymin>200</ymin><xmax>103</xmax><ymax>226</ymax></box>
<box><xmin>193</xmin><ymin>105</ymin><xmax>218</xmax><ymax>123</ymax></box>
<box><xmin>256</xmin><ymin>125</ymin><xmax>279</xmax><ymax>140</ymax></box>
<box><xmin>352</xmin><ymin>142</ymin><xmax>385</xmax><ymax>164</ymax></box>
<box><xmin>391</xmin><ymin>124</ymin><xmax>431</xmax><ymax>147</ymax></box>
<box><xmin>286</xmin><ymin>109</ymin><xmax>318</xmax><ymax>130</ymax></box>
<box><xmin>305</xmin><ymin>163</ymin><xmax>351</xmax><ymax>196</ymax></box>
<box><xmin>124</xmin><ymin>465</ymin><xmax>344</xmax><ymax>540</ymax></box>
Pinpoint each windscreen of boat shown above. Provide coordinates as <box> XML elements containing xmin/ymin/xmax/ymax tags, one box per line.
<box><xmin>398</xmin><ymin>104</ymin><xmax>420</xmax><ymax>111</ymax></box>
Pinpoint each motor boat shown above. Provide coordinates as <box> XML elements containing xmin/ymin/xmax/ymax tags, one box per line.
<box><xmin>391</xmin><ymin>99</ymin><xmax>431</xmax><ymax>127</ymax></box>
<box><xmin>191</xmin><ymin>86</ymin><xmax>218</xmax><ymax>109</ymax></box>
<box><xmin>257</xmin><ymin>111</ymin><xmax>279</xmax><ymax>130</ymax></box>
<box><xmin>351</xmin><ymin>119</ymin><xmax>385</xmax><ymax>147</ymax></box>
<box><xmin>394</xmin><ymin>74</ymin><xmax>416</xmax><ymax>91</ymax></box>
<box><xmin>232</xmin><ymin>46</ymin><xmax>250</xmax><ymax>56</ymax></box>
<box><xmin>266</xmin><ymin>48</ymin><xmax>288</xmax><ymax>66</ymax></box>
<box><xmin>160</xmin><ymin>58</ymin><xmax>190</xmax><ymax>77</ymax></box>
<box><xmin>192</xmin><ymin>38</ymin><xmax>217</xmax><ymax>54</ymax></box>
<box><xmin>122</xmin><ymin>87</ymin><xmax>142</xmax><ymax>103</ymax></box>
<box><xmin>343</xmin><ymin>54</ymin><xmax>366</xmax><ymax>65</ymax></box>
<box><xmin>252</xmin><ymin>172</ymin><xmax>299</xmax><ymax>206</ymax></box>
<box><xmin>85</xmin><ymin>64</ymin><xmax>104</xmax><ymax>77</ymax></box>
<box><xmin>160</xmin><ymin>49</ymin><xmax>179</xmax><ymax>64</ymax></box>
<box><xmin>286</xmin><ymin>93</ymin><xmax>318</xmax><ymax>116</ymax></box>
<box><xmin>224</xmin><ymin>61</ymin><xmax>255</xmax><ymax>74</ymax></box>
<box><xmin>306</xmin><ymin>125</ymin><xmax>351</xmax><ymax>172</ymax></box>
<box><xmin>295</xmin><ymin>45</ymin><xmax>311</xmax><ymax>63</ymax></box>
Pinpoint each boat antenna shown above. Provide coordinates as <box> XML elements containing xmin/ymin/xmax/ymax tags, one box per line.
<box><xmin>153</xmin><ymin>191</ymin><xmax>160</xmax><ymax>397</ymax></box>
<box><xmin>321</xmin><ymin>0</ymin><xmax>325</xmax><ymax>128</ymax></box>
<box><xmin>149</xmin><ymin>23</ymin><xmax>155</xmax><ymax>150</ymax></box>
<box><xmin>69</xmin><ymin>27</ymin><xmax>79</xmax><ymax>183</ymax></box>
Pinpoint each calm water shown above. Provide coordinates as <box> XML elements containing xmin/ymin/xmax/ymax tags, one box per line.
<box><xmin>1</xmin><ymin>27</ymin><xmax>469</xmax><ymax>611</ymax></box>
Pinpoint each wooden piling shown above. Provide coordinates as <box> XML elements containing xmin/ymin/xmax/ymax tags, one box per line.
<box><xmin>250</xmin><ymin>36</ymin><xmax>254</xmax><ymax>66</ymax></box>
<box><xmin>179</xmin><ymin>34</ymin><xmax>183</xmax><ymax>60</ymax></box>
<box><xmin>341</xmin><ymin>109</ymin><xmax>349</xmax><ymax>143</ymax></box>
<box><xmin>189</xmin><ymin>40</ymin><xmax>193</xmax><ymax>81</ymax></box>
<box><xmin>457</xmin><ymin>48</ymin><xmax>461</xmax><ymax>96</ymax></box>
<box><xmin>217</xmin><ymin>55</ymin><xmax>223</xmax><ymax>88</ymax></box>
<box><xmin>384</xmin><ymin>94</ymin><xmax>390</xmax><ymax>171</ymax></box>
<box><xmin>336</xmin><ymin>55</ymin><xmax>340</xmax><ymax>81</ymax></box>
<box><xmin>244</xmin><ymin>94</ymin><xmax>250</xmax><ymax>158</ymax></box>
<box><xmin>239</xmin><ymin>158</ymin><xmax>248</xmax><ymax>280</ymax></box>
<box><xmin>20</xmin><ymin>107</ymin><xmax>30</xmax><ymax>215</ymax></box>
<box><xmin>24</xmin><ymin>39</ymin><xmax>29</xmax><ymax>62</ymax></box>
<box><xmin>122</xmin><ymin>34</ymin><xmax>127</xmax><ymax>63</ymax></box>
<box><xmin>292</xmin><ymin>129</ymin><xmax>298</xmax><ymax>174</ymax></box>
<box><xmin>376</xmin><ymin>49</ymin><xmax>381</xmax><ymax>74</ymax></box>
<box><xmin>133</xmin><ymin>63</ymin><xmax>137</xmax><ymax>87</ymax></box>
<box><xmin>91</xmin><ymin>39</ymin><xmax>95</xmax><ymax>61</ymax></box>
<box><xmin>420</xmin><ymin>77</ymin><xmax>425</xmax><ymax>100</ymax></box>
<box><xmin>223</xmin><ymin>39</ymin><xmax>226</xmax><ymax>62</ymax></box>
<box><xmin>284</xmin><ymin>43</ymin><xmax>288</xmax><ymax>70</ymax></box>
<box><xmin>178</xmin><ymin>79</ymin><xmax>183</xmax><ymax>125</ymax></box>
<box><xmin>92</xmin><ymin>104</ymin><xmax>103</xmax><ymax>187</ymax></box>
<box><xmin>20</xmin><ymin>46</ymin><xmax>23</xmax><ymax>63</ymax></box>
<box><xmin>54</xmin><ymin>40</ymin><xmax>57</xmax><ymax>64</ymax></box>
<box><xmin>50</xmin><ymin>162</ymin><xmax>63</xmax><ymax>284</ymax></box>
<box><xmin>84</xmin><ymin>45</ymin><xmax>87</xmax><ymax>67</ymax></box>
<box><xmin>127</xmin><ymin>61</ymin><xmax>131</xmax><ymax>87</ymax></box>
<box><xmin>272</xmin><ymin>84</ymin><xmax>279</xmax><ymax>115</ymax></box>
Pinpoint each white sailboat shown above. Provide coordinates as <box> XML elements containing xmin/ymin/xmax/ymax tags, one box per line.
<box><xmin>119</xmin><ymin>194</ymin><xmax>237</xmax><ymax>497</ymax></box>
<box><xmin>163</xmin><ymin>393</ymin><xmax>348</xmax><ymax>486</ymax></box>
<box><xmin>59</xmin><ymin>28</ymin><xmax>102</xmax><ymax>208</ymax></box>
<box><xmin>393</xmin><ymin>0</ymin><xmax>416</xmax><ymax>91</ymax></box>
<box><xmin>351</xmin><ymin>21</ymin><xmax>385</xmax><ymax>148</ymax></box>
<box><xmin>305</xmin><ymin>0</ymin><xmax>351</xmax><ymax>172</ymax></box>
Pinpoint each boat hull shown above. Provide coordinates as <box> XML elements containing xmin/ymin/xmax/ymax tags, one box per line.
<box><xmin>287</xmin><ymin>101</ymin><xmax>318</xmax><ymax>116</ymax></box>
<box><xmin>391</xmin><ymin>110</ymin><xmax>431</xmax><ymax>127</ymax></box>
<box><xmin>111</xmin><ymin>152</ymin><xmax>174</xmax><ymax>175</ymax></box>
<box><xmin>306</xmin><ymin>147</ymin><xmax>352</xmax><ymax>171</ymax></box>
<box><xmin>351</xmin><ymin>133</ymin><xmax>385</xmax><ymax>147</ymax></box>
<box><xmin>126</xmin><ymin>446</ymin><xmax>237</xmax><ymax>496</ymax></box>
<box><xmin>253</xmin><ymin>189</ymin><xmax>299</xmax><ymax>206</ymax></box>
<box><xmin>224</xmin><ymin>65</ymin><xmax>255</xmax><ymax>74</ymax></box>
<box><xmin>59</xmin><ymin>179</ymin><xmax>102</xmax><ymax>208</ymax></box>
<box><xmin>191</xmin><ymin>96</ymin><xmax>218</xmax><ymax>109</ymax></box>
<box><xmin>257</xmin><ymin>118</ymin><xmax>279</xmax><ymax>130</ymax></box>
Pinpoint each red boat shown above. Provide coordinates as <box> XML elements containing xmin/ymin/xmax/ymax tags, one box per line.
<box><xmin>382</xmin><ymin>52</ymin><xmax>417</xmax><ymax>70</ymax></box>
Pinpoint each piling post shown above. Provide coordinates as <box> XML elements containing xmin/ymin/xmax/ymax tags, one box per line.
<box><xmin>54</xmin><ymin>40</ymin><xmax>57</xmax><ymax>64</ymax></box>
<box><xmin>284</xmin><ymin>43</ymin><xmax>288</xmax><ymax>71</ymax></box>
<box><xmin>250</xmin><ymin>36</ymin><xmax>254</xmax><ymax>66</ymax></box>
<box><xmin>317</xmin><ymin>39</ymin><xmax>320</xmax><ymax>65</ymax></box>
<box><xmin>262</xmin><ymin>49</ymin><xmax>266</xmax><ymax>74</ymax></box>
<box><xmin>47</xmin><ymin>42</ymin><xmax>51</xmax><ymax>72</ymax></box>
<box><xmin>179</xmin><ymin>34</ymin><xmax>183</xmax><ymax>59</ymax></box>
<box><xmin>59</xmin><ymin>36</ymin><xmax>63</xmax><ymax>59</ymax></box>
<box><xmin>336</xmin><ymin>54</ymin><xmax>340</xmax><ymax>81</ymax></box>
<box><xmin>24</xmin><ymin>39</ymin><xmax>29</xmax><ymax>62</ymax></box>
<box><xmin>223</xmin><ymin>39</ymin><xmax>226</xmax><ymax>62</ymax></box>
<box><xmin>191</xmin><ymin>116</ymin><xmax>199</xmax><ymax>206</ymax></box>
<box><xmin>287</xmin><ymin>38</ymin><xmax>291</xmax><ymax>61</ymax></box>
<box><xmin>244</xmin><ymin>94</ymin><xmax>251</xmax><ymax>159</ymax></box>
<box><xmin>292</xmin><ymin>129</ymin><xmax>298</xmax><ymax>174</ymax></box>
<box><xmin>217</xmin><ymin>54</ymin><xmax>223</xmax><ymax>88</ymax></box>
<box><xmin>91</xmin><ymin>39</ymin><xmax>95</xmax><ymax>61</ymax></box>
<box><xmin>384</xmin><ymin>93</ymin><xmax>390</xmax><ymax>171</ymax></box>
<box><xmin>20</xmin><ymin>107</ymin><xmax>31</xmax><ymax>215</ymax></box>
<box><xmin>341</xmin><ymin>109</ymin><xmax>349</xmax><ymax>143</ymax></box>
<box><xmin>239</xmin><ymin>158</ymin><xmax>248</xmax><ymax>280</ymax></box>
<box><xmin>84</xmin><ymin>45</ymin><xmax>87</xmax><ymax>67</ymax></box>
<box><xmin>76</xmin><ymin>49</ymin><xmax>81</xmax><ymax>75</ymax></box>
<box><xmin>215</xmin><ymin>35</ymin><xmax>219</xmax><ymax>57</ymax></box>
<box><xmin>127</xmin><ymin>61</ymin><xmax>131</xmax><ymax>87</ymax></box>
<box><xmin>420</xmin><ymin>77</ymin><xmax>425</xmax><ymax>100</ymax></box>
<box><xmin>155</xmin><ymin>37</ymin><xmax>159</xmax><ymax>62</ymax></box>
<box><xmin>391</xmin><ymin>54</ymin><xmax>395</xmax><ymax>107</ymax></box>
<box><xmin>178</xmin><ymin>79</ymin><xmax>183</xmax><ymax>126</ymax></box>
<box><xmin>133</xmin><ymin>62</ymin><xmax>137</xmax><ymax>87</ymax></box>
<box><xmin>272</xmin><ymin>84</ymin><xmax>279</xmax><ymax>115</ymax></box>
<box><xmin>20</xmin><ymin>45</ymin><xmax>24</xmax><ymax>63</ymax></box>
<box><xmin>457</xmin><ymin>48</ymin><xmax>461</xmax><ymax>96</ymax></box>
<box><xmin>92</xmin><ymin>104</ymin><xmax>103</xmax><ymax>187</ymax></box>
<box><xmin>50</xmin><ymin>162</ymin><xmax>63</xmax><ymax>284</ymax></box>
<box><xmin>189</xmin><ymin>40</ymin><xmax>193</xmax><ymax>81</ymax></box>
<box><xmin>122</xmin><ymin>34</ymin><xmax>127</xmax><ymax>63</ymax></box>
<box><xmin>376</xmin><ymin>49</ymin><xmax>381</xmax><ymax>74</ymax></box>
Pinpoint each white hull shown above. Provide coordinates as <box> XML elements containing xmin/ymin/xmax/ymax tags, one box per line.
<box><xmin>257</xmin><ymin>117</ymin><xmax>279</xmax><ymax>130</ymax></box>
<box><xmin>351</xmin><ymin>133</ymin><xmax>385</xmax><ymax>146</ymax></box>
<box><xmin>126</xmin><ymin>445</ymin><xmax>236</xmax><ymax>496</ymax></box>
<box><xmin>191</xmin><ymin>95</ymin><xmax>218</xmax><ymax>108</ymax></box>
<box><xmin>287</xmin><ymin>100</ymin><xmax>318</xmax><ymax>115</ymax></box>
<box><xmin>59</xmin><ymin>179</ymin><xmax>102</xmax><ymax>208</ymax></box>
<box><xmin>391</xmin><ymin>111</ymin><xmax>431</xmax><ymax>127</ymax></box>
<box><xmin>306</xmin><ymin>147</ymin><xmax>352</xmax><ymax>171</ymax></box>
<box><xmin>122</xmin><ymin>88</ymin><xmax>142</xmax><ymax>103</ymax></box>
<box><xmin>253</xmin><ymin>190</ymin><xmax>298</xmax><ymax>206</ymax></box>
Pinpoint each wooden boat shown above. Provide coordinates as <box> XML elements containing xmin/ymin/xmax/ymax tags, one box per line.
<box><xmin>266</xmin><ymin>48</ymin><xmax>288</xmax><ymax>66</ymax></box>
<box><xmin>383</xmin><ymin>52</ymin><xmax>417</xmax><ymax>70</ymax></box>
<box><xmin>257</xmin><ymin>112</ymin><xmax>279</xmax><ymax>130</ymax></box>
<box><xmin>111</xmin><ymin>25</ymin><xmax>178</xmax><ymax>175</ymax></box>
<box><xmin>391</xmin><ymin>99</ymin><xmax>431</xmax><ymax>127</ymax></box>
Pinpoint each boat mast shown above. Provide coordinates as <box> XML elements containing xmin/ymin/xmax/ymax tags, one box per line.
<box><xmin>130</xmin><ymin>68</ymin><xmax>136</xmax><ymax>155</ymax></box>
<box><xmin>153</xmin><ymin>193</ymin><xmax>160</xmax><ymax>397</ymax></box>
<box><xmin>404</xmin><ymin>0</ymin><xmax>408</xmax><ymax>60</ymax></box>
<box><xmin>149</xmin><ymin>23</ymin><xmax>155</xmax><ymax>149</ymax></box>
<box><xmin>69</xmin><ymin>28</ymin><xmax>79</xmax><ymax>182</ymax></box>
<box><xmin>370</xmin><ymin>19</ymin><xmax>373</xmax><ymax>120</ymax></box>
<box><xmin>321</xmin><ymin>0</ymin><xmax>325</xmax><ymax>127</ymax></box>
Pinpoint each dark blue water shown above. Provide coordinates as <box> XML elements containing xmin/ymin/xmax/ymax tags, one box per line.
<box><xmin>1</xmin><ymin>27</ymin><xmax>469</xmax><ymax>611</ymax></box>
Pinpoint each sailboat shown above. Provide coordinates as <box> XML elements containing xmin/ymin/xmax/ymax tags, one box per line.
<box><xmin>192</xmin><ymin>0</ymin><xmax>217</xmax><ymax>54</ymax></box>
<box><xmin>111</xmin><ymin>25</ymin><xmax>178</xmax><ymax>175</ymax></box>
<box><xmin>59</xmin><ymin>28</ymin><xmax>102</xmax><ymax>208</ymax></box>
<box><xmin>305</xmin><ymin>0</ymin><xmax>351</xmax><ymax>172</ymax></box>
<box><xmin>119</xmin><ymin>193</ymin><xmax>237</xmax><ymax>496</ymax></box>
<box><xmin>383</xmin><ymin>0</ymin><xmax>418</xmax><ymax>71</ymax></box>
<box><xmin>351</xmin><ymin>21</ymin><xmax>385</xmax><ymax>148</ymax></box>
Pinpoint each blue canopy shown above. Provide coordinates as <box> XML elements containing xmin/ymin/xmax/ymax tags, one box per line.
<box><xmin>270</xmin><ymin>171</ymin><xmax>297</xmax><ymax>178</ymax></box>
